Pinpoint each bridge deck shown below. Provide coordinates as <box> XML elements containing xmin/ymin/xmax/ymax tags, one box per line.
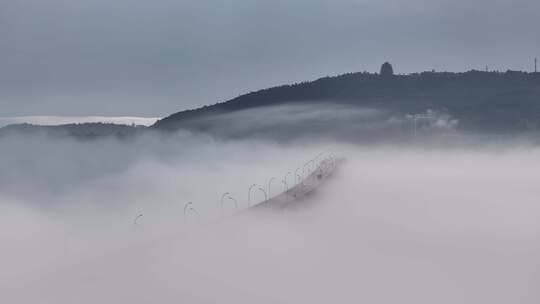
<box><xmin>247</xmin><ymin>158</ymin><xmax>343</xmax><ymax>211</ymax></box>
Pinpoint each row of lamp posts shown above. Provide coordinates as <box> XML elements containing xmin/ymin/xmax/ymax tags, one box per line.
<box><xmin>136</xmin><ymin>152</ymin><xmax>338</xmax><ymax>225</ymax></box>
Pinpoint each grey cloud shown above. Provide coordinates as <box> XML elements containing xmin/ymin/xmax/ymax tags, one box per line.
<box><xmin>1</xmin><ymin>0</ymin><xmax>539</xmax><ymax>116</ymax></box>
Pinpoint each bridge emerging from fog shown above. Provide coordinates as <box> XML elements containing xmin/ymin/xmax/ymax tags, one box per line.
<box><xmin>245</xmin><ymin>155</ymin><xmax>343</xmax><ymax>212</ymax></box>
<box><xmin>179</xmin><ymin>152</ymin><xmax>344</xmax><ymax>220</ymax></box>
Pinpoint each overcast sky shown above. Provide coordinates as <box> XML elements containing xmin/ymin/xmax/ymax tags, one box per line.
<box><xmin>1</xmin><ymin>0</ymin><xmax>539</xmax><ymax>116</ymax></box>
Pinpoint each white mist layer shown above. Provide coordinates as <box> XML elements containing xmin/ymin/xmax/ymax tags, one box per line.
<box><xmin>1</xmin><ymin>137</ymin><xmax>540</xmax><ymax>303</ymax></box>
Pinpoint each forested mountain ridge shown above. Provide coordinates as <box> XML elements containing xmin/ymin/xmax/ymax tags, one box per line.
<box><xmin>152</xmin><ymin>68</ymin><xmax>540</xmax><ymax>133</ymax></box>
<box><xmin>2</xmin><ymin>66</ymin><xmax>540</xmax><ymax>141</ymax></box>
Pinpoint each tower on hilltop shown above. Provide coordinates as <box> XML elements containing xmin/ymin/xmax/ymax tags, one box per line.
<box><xmin>380</xmin><ymin>62</ymin><xmax>394</xmax><ymax>77</ymax></box>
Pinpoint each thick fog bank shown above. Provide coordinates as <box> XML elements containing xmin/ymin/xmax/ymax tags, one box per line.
<box><xmin>1</xmin><ymin>132</ymin><xmax>540</xmax><ymax>303</ymax></box>
<box><xmin>0</xmin><ymin>131</ymin><xmax>327</xmax><ymax>219</ymax></box>
<box><xmin>154</xmin><ymin>104</ymin><xmax>464</xmax><ymax>143</ymax></box>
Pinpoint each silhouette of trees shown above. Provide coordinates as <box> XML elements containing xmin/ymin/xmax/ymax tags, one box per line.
<box><xmin>153</xmin><ymin>67</ymin><xmax>540</xmax><ymax>134</ymax></box>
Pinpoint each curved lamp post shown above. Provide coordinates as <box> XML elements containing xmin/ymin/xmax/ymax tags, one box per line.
<box><xmin>183</xmin><ymin>202</ymin><xmax>192</xmax><ymax>216</ymax></box>
<box><xmin>184</xmin><ymin>202</ymin><xmax>199</xmax><ymax>219</ymax></box>
<box><xmin>227</xmin><ymin>195</ymin><xmax>238</xmax><ymax>209</ymax></box>
<box><xmin>258</xmin><ymin>186</ymin><xmax>268</xmax><ymax>203</ymax></box>
<box><xmin>267</xmin><ymin>177</ymin><xmax>276</xmax><ymax>198</ymax></box>
<box><xmin>295</xmin><ymin>167</ymin><xmax>303</xmax><ymax>185</ymax></box>
<box><xmin>284</xmin><ymin>171</ymin><xmax>292</xmax><ymax>188</ymax></box>
<box><xmin>220</xmin><ymin>193</ymin><xmax>238</xmax><ymax>217</ymax></box>
<box><xmin>220</xmin><ymin>192</ymin><xmax>230</xmax><ymax>211</ymax></box>
<box><xmin>281</xmin><ymin>179</ymin><xmax>290</xmax><ymax>203</ymax></box>
<box><xmin>248</xmin><ymin>184</ymin><xmax>257</xmax><ymax>206</ymax></box>
<box><xmin>303</xmin><ymin>159</ymin><xmax>315</xmax><ymax>178</ymax></box>
<box><xmin>134</xmin><ymin>214</ymin><xmax>143</xmax><ymax>226</ymax></box>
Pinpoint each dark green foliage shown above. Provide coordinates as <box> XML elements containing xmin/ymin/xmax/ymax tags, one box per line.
<box><xmin>153</xmin><ymin>69</ymin><xmax>540</xmax><ymax>134</ymax></box>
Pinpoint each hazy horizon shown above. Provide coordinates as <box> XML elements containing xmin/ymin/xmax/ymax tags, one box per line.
<box><xmin>0</xmin><ymin>116</ymin><xmax>160</xmax><ymax>128</ymax></box>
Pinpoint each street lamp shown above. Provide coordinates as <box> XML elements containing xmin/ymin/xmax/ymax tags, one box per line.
<box><xmin>183</xmin><ymin>202</ymin><xmax>192</xmax><ymax>215</ymax></box>
<box><xmin>303</xmin><ymin>159</ymin><xmax>315</xmax><ymax>178</ymax></box>
<box><xmin>248</xmin><ymin>184</ymin><xmax>257</xmax><ymax>206</ymax></box>
<box><xmin>295</xmin><ymin>167</ymin><xmax>303</xmax><ymax>185</ymax></box>
<box><xmin>220</xmin><ymin>193</ymin><xmax>238</xmax><ymax>216</ymax></box>
<box><xmin>267</xmin><ymin>177</ymin><xmax>276</xmax><ymax>198</ymax></box>
<box><xmin>184</xmin><ymin>202</ymin><xmax>199</xmax><ymax>219</ymax></box>
<box><xmin>282</xmin><ymin>179</ymin><xmax>288</xmax><ymax>193</ymax></box>
<box><xmin>220</xmin><ymin>192</ymin><xmax>230</xmax><ymax>211</ymax></box>
<box><xmin>284</xmin><ymin>171</ymin><xmax>292</xmax><ymax>188</ymax></box>
<box><xmin>134</xmin><ymin>214</ymin><xmax>143</xmax><ymax>226</ymax></box>
<box><xmin>258</xmin><ymin>186</ymin><xmax>268</xmax><ymax>203</ymax></box>
<box><xmin>228</xmin><ymin>195</ymin><xmax>238</xmax><ymax>209</ymax></box>
<box><xmin>281</xmin><ymin>179</ymin><xmax>289</xmax><ymax>203</ymax></box>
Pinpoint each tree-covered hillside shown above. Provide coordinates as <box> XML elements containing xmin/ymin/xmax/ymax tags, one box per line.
<box><xmin>153</xmin><ymin>68</ymin><xmax>540</xmax><ymax>133</ymax></box>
